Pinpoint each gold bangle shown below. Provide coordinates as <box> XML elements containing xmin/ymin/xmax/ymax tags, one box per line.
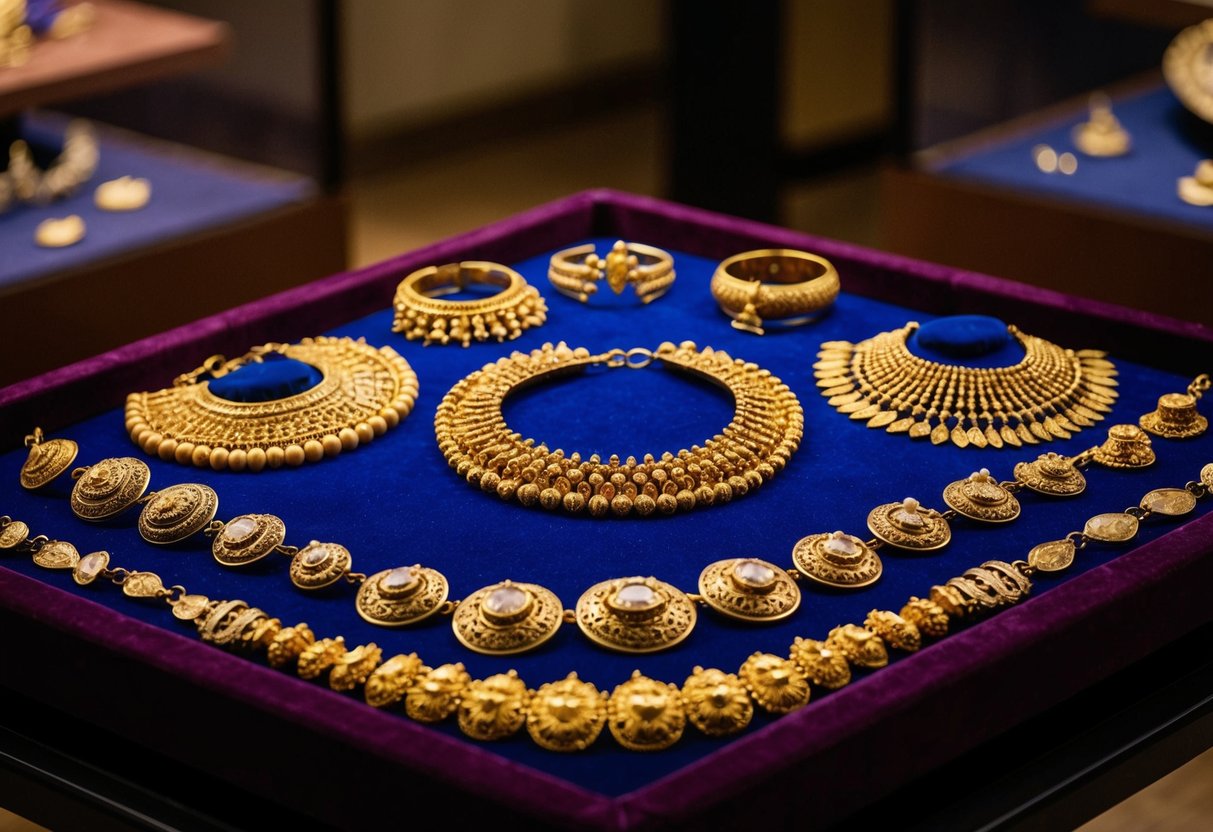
<box><xmin>392</xmin><ymin>261</ymin><xmax>547</xmax><ymax>347</ymax></box>
<box><xmin>547</xmin><ymin>240</ymin><xmax>675</xmax><ymax>304</ymax></box>
<box><xmin>124</xmin><ymin>337</ymin><xmax>418</xmax><ymax>471</ymax></box>
<box><xmin>710</xmin><ymin>249</ymin><xmax>840</xmax><ymax>335</ymax></box>
<box><xmin>435</xmin><ymin>340</ymin><xmax>803</xmax><ymax>517</ymax></box>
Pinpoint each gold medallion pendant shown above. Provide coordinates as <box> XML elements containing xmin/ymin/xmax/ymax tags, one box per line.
<box><xmin>1028</xmin><ymin>540</ymin><xmax>1077</xmax><ymax>573</ymax></box>
<box><xmin>137</xmin><ymin>483</ymin><xmax>219</xmax><ymax>544</ymax></box>
<box><xmin>451</xmin><ymin>581</ymin><xmax>564</xmax><ymax>655</ymax></box>
<box><xmin>289</xmin><ymin>541</ymin><xmax>354</xmax><ymax>589</ymax></box>
<box><xmin>32</xmin><ymin>540</ymin><xmax>80</xmax><ymax>570</ymax></box>
<box><xmin>608</xmin><ymin>672</ymin><xmax>686</xmax><ymax>751</ymax></box>
<box><xmin>867</xmin><ymin>497</ymin><xmax>951</xmax><ymax>551</ymax></box>
<box><xmin>0</xmin><ymin>520</ymin><xmax>30</xmax><ymax>550</ymax></box>
<box><xmin>354</xmin><ymin>565</ymin><xmax>449</xmax><ymax>626</ymax></box>
<box><xmin>212</xmin><ymin>514</ymin><xmax>287</xmax><ymax>566</ymax></box>
<box><xmin>696</xmin><ymin>558</ymin><xmax>800</xmax><ymax>622</ymax></box>
<box><xmin>125</xmin><ymin>337</ymin><xmax>418</xmax><ymax>471</ymax></box>
<box><xmin>69</xmin><ymin>458</ymin><xmax>151</xmax><ymax>521</ymax></box>
<box><xmin>20</xmin><ymin>429</ymin><xmax>79</xmax><ymax>490</ymax></box>
<box><xmin>1013</xmin><ymin>453</ymin><xmax>1087</xmax><ymax>496</ymax></box>
<box><xmin>1092</xmin><ymin>424</ymin><xmax>1155</xmax><ymax>469</ymax></box>
<box><xmin>942</xmin><ymin>469</ymin><xmax>1021</xmax><ymax>523</ymax></box>
<box><xmin>791</xmin><ymin>531</ymin><xmax>883</xmax><ymax>589</ymax></box>
<box><xmin>1139</xmin><ymin>375</ymin><xmax>1209</xmax><ymax>439</ymax></box>
<box><xmin>575</xmin><ymin>577</ymin><xmax>697</xmax><ymax>653</ymax></box>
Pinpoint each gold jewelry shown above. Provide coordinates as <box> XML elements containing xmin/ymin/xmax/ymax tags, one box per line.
<box><xmin>5</xmin><ymin>448</ymin><xmax>1208</xmax><ymax>753</ymax></box>
<box><xmin>1140</xmin><ymin>374</ymin><xmax>1209</xmax><ymax>439</ymax></box>
<box><xmin>1072</xmin><ymin>93</ymin><xmax>1131</xmax><ymax>158</ymax></box>
<box><xmin>790</xmin><ymin>531</ymin><xmax>883</xmax><ymax>589</ymax></box>
<box><xmin>1164</xmin><ymin>19</ymin><xmax>1213</xmax><ymax>125</ymax></box>
<box><xmin>1178</xmin><ymin>160</ymin><xmax>1213</xmax><ymax>207</ymax></box>
<box><xmin>436</xmin><ymin>341</ymin><xmax>803</xmax><ymax>517</ymax></box>
<box><xmin>711</xmin><ymin>249</ymin><xmax>840</xmax><ymax>335</ymax></box>
<box><xmin>817</xmin><ymin>322</ymin><xmax>1117</xmax><ymax>449</ymax></box>
<box><xmin>124</xmin><ymin>337</ymin><xmax>417</xmax><ymax>471</ymax></box>
<box><xmin>575</xmin><ymin>577</ymin><xmax>698</xmax><ymax>653</ymax></box>
<box><xmin>391</xmin><ymin>261</ymin><xmax>547</xmax><ymax>346</ymax></box>
<box><xmin>547</xmin><ymin>240</ymin><xmax>674</xmax><ymax>304</ymax></box>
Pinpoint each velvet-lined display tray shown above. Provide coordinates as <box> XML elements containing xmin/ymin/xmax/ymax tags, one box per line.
<box><xmin>1</xmin><ymin>190</ymin><xmax>1212</xmax><ymax>831</ymax></box>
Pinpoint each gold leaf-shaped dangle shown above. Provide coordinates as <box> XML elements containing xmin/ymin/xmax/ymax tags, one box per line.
<box><xmin>930</xmin><ymin>423</ymin><xmax>949</xmax><ymax>445</ymax></box>
<box><xmin>967</xmin><ymin>427</ymin><xmax>987</xmax><ymax>448</ymax></box>
<box><xmin>950</xmin><ymin>426</ymin><xmax>969</xmax><ymax>448</ymax></box>
<box><xmin>888</xmin><ymin>417</ymin><xmax>916</xmax><ymax>433</ymax></box>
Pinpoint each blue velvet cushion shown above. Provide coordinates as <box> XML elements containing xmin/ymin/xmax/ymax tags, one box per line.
<box><xmin>914</xmin><ymin>314</ymin><xmax>1010</xmax><ymax>357</ymax></box>
<box><xmin>208</xmin><ymin>356</ymin><xmax>323</xmax><ymax>403</ymax></box>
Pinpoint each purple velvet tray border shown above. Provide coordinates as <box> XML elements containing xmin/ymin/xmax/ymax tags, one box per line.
<box><xmin>2</xmin><ymin>190</ymin><xmax>1212</xmax><ymax>831</ymax></box>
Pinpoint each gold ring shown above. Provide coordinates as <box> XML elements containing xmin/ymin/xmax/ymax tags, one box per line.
<box><xmin>547</xmin><ymin>240</ymin><xmax>674</xmax><ymax>304</ymax></box>
<box><xmin>392</xmin><ymin>261</ymin><xmax>547</xmax><ymax>346</ymax></box>
<box><xmin>710</xmin><ymin>249</ymin><xmax>840</xmax><ymax>334</ymax></box>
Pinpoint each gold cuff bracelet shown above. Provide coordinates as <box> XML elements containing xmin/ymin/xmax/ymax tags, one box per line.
<box><xmin>711</xmin><ymin>249</ymin><xmax>840</xmax><ymax>335</ymax></box>
<box><xmin>547</xmin><ymin>240</ymin><xmax>675</xmax><ymax>304</ymax></box>
<box><xmin>392</xmin><ymin>261</ymin><xmax>547</xmax><ymax>347</ymax></box>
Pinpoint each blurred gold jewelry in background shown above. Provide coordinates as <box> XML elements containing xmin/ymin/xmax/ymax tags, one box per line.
<box><xmin>1073</xmin><ymin>92</ymin><xmax>1131</xmax><ymax>157</ymax></box>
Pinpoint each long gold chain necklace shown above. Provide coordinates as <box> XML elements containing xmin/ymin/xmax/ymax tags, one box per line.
<box><xmin>5</xmin><ymin>457</ymin><xmax>1209</xmax><ymax>752</ymax></box>
<box><xmin>818</xmin><ymin>322</ymin><xmax>1119</xmax><ymax>448</ymax></box>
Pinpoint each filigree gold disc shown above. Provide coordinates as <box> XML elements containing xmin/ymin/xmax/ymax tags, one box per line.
<box><xmin>212</xmin><ymin>514</ymin><xmax>287</xmax><ymax>566</ymax></box>
<box><xmin>575</xmin><ymin>577</ymin><xmax>697</xmax><ymax>653</ymax></box>
<box><xmin>790</xmin><ymin>531</ymin><xmax>882</xmax><ymax>589</ymax></box>
<box><xmin>137</xmin><ymin>483</ymin><xmax>219</xmax><ymax>544</ymax></box>
<box><xmin>289</xmin><ymin>541</ymin><xmax>352</xmax><ymax>589</ymax></box>
<box><xmin>70</xmin><ymin>457</ymin><xmax>151</xmax><ymax>521</ymax></box>
<box><xmin>696</xmin><ymin>558</ymin><xmax>800</xmax><ymax>622</ymax></box>
<box><xmin>354</xmin><ymin>565</ymin><xmax>448</xmax><ymax>626</ymax></box>
<box><xmin>452</xmin><ymin>580</ymin><xmax>563</xmax><ymax>654</ymax></box>
<box><xmin>942</xmin><ymin>471</ymin><xmax>1021</xmax><ymax>523</ymax></box>
<box><xmin>867</xmin><ymin>498</ymin><xmax>951</xmax><ymax>551</ymax></box>
<box><xmin>1013</xmin><ymin>453</ymin><xmax>1086</xmax><ymax>496</ymax></box>
<box><xmin>20</xmin><ymin>438</ymin><xmax>78</xmax><ymax>490</ymax></box>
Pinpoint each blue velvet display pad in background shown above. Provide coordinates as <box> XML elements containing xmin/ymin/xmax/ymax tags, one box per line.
<box><xmin>935</xmin><ymin>85</ymin><xmax>1213</xmax><ymax>231</ymax></box>
<box><xmin>0</xmin><ymin>112</ymin><xmax>314</xmax><ymax>289</ymax></box>
<box><xmin>2</xmin><ymin>237</ymin><xmax>1210</xmax><ymax>796</ymax></box>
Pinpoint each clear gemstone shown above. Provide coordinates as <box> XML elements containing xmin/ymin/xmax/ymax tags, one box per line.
<box><xmin>381</xmin><ymin>565</ymin><xmax>418</xmax><ymax>589</ymax></box>
<box><xmin>1084</xmin><ymin>513</ymin><xmax>1139</xmax><ymax>542</ymax></box>
<box><xmin>484</xmin><ymin>585</ymin><xmax>529</xmax><ymax>615</ymax></box>
<box><xmin>222</xmin><ymin>516</ymin><xmax>258</xmax><ymax>542</ymax></box>
<box><xmin>733</xmin><ymin>560</ymin><xmax>775</xmax><ymax>587</ymax></box>
<box><xmin>615</xmin><ymin>583</ymin><xmax>658</xmax><ymax>609</ymax></box>
<box><xmin>303</xmin><ymin>546</ymin><xmax>329</xmax><ymax>566</ymax></box>
<box><xmin>78</xmin><ymin>553</ymin><xmax>107</xmax><ymax>579</ymax></box>
<box><xmin>824</xmin><ymin>535</ymin><xmax>859</xmax><ymax>556</ymax></box>
<box><xmin>1140</xmin><ymin>488</ymin><xmax>1196</xmax><ymax>516</ymax></box>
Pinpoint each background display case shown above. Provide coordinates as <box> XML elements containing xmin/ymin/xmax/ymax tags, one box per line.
<box><xmin>1</xmin><ymin>190</ymin><xmax>1211</xmax><ymax>831</ymax></box>
<box><xmin>0</xmin><ymin>0</ymin><xmax>347</xmax><ymax>387</ymax></box>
